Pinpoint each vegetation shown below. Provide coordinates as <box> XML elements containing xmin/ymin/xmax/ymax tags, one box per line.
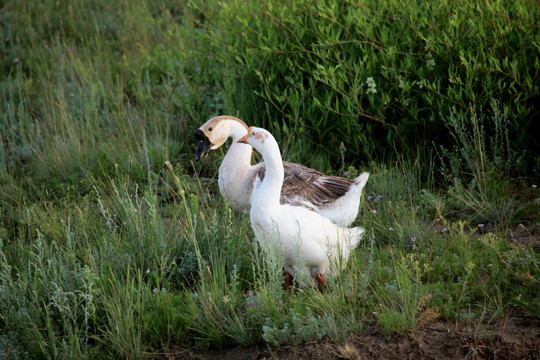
<box><xmin>0</xmin><ymin>0</ymin><xmax>538</xmax><ymax>358</ymax></box>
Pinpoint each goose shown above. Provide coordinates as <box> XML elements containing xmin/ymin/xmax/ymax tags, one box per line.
<box><xmin>194</xmin><ymin>115</ymin><xmax>369</xmax><ymax>227</ymax></box>
<box><xmin>237</xmin><ymin>127</ymin><xmax>366</xmax><ymax>290</ymax></box>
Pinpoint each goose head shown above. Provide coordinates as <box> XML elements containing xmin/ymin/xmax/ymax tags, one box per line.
<box><xmin>236</xmin><ymin>126</ymin><xmax>271</xmax><ymax>148</ymax></box>
<box><xmin>194</xmin><ymin>116</ymin><xmax>249</xmax><ymax>160</ymax></box>
<box><xmin>236</xmin><ymin>127</ymin><xmax>283</xmax><ymax>162</ymax></box>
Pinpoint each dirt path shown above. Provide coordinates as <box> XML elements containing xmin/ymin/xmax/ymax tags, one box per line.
<box><xmin>153</xmin><ymin>314</ymin><xmax>539</xmax><ymax>359</ymax></box>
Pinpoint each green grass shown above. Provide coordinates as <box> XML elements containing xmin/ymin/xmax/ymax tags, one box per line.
<box><xmin>1</xmin><ymin>0</ymin><xmax>539</xmax><ymax>358</ymax></box>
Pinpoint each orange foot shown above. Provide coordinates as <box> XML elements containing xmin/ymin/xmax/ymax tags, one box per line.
<box><xmin>285</xmin><ymin>271</ymin><xmax>294</xmax><ymax>293</ymax></box>
<box><xmin>317</xmin><ymin>273</ymin><xmax>326</xmax><ymax>292</ymax></box>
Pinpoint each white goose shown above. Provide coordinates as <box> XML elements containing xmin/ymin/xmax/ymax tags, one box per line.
<box><xmin>194</xmin><ymin>115</ymin><xmax>369</xmax><ymax>227</ymax></box>
<box><xmin>237</xmin><ymin>127</ymin><xmax>366</xmax><ymax>290</ymax></box>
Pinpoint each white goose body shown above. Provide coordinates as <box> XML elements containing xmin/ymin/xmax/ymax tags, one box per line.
<box><xmin>194</xmin><ymin>116</ymin><xmax>369</xmax><ymax>226</ymax></box>
<box><xmin>238</xmin><ymin>127</ymin><xmax>365</xmax><ymax>288</ymax></box>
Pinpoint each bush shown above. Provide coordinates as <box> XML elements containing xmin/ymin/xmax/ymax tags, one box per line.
<box><xmin>0</xmin><ymin>237</ymin><xmax>99</xmax><ymax>359</ymax></box>
<box><xmin>187</xmin><ymin>0</ymin><xmax>539</xmax><ymax>169</ymax></box>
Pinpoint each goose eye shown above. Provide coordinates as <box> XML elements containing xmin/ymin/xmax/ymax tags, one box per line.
<box><xmin>208</xmin><ymin>127</ymin><xmax>213</xmax><ymax>131</ymax></box>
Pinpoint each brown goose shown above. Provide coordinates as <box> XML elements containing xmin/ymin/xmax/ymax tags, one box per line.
<box><xmin>194</xmin><ymin>115</ymin><xmax>369</xmax><ymax>227</ymax></box>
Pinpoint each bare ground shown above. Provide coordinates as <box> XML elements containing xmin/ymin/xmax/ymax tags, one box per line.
<box><xmin>153</xmin><ymin>314</ymin><xmax>539</xmax><ymax>360</ymax></box>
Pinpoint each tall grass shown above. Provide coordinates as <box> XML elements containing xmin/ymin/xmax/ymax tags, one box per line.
<box><xmin>438</xmin><ymin>104</ymin><xmax>527</xmax><ymax>228</ymax></box>
<box><xmin>0</xmin><ymin>0</ymin><xmax>538</xmax><ymax>358</ymax></box>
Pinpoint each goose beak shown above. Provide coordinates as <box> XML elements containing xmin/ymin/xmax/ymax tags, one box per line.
<box><xmin>237</xmin><ymin>133</ymin><xmax>249</xmax><ymax>144</ymax></box>
<box><xmin>194</xmin><ymin>129</ymin><xmax>213</xmax><ymax>161</ymax></box>
<box><xmin>237</xmin><ymin>126</ymin><xmax>254</xmax><ymax>144</ymax></box>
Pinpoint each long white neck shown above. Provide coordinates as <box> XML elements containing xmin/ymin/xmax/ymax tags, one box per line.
<box><xmin>255</xmin><ymin>137</ymin><xmax>284</xmax><ymax>207</ymax></box>
<box><xmin>221</xmin><ymin>120</ymin><xmax>252</xmax><ymax>167</ymax></box>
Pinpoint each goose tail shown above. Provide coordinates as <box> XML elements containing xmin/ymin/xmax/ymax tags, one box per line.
<box><xmin>348</xmin><ymin>226</ymin><xmax>365</xmax><ymax>248</ymax></box>
<box><xmin>352</xmin><ymin>172</ymin><xmax>369</xmax><ymax>192</ymax></box>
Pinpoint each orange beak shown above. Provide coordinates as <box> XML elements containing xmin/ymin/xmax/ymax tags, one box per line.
<box><xmin>237</xmin><ymin>134</ymin><xmax>248</xmax><ymax>144</ymax></box>
<box><xmin>237</xmin><ymin>126</ymin><xmax>254</xmax><ymax>144</ymax></box>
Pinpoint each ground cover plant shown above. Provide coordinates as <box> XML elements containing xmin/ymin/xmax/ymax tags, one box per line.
<box><xmin>0</xmin><ymin>0</ymin><xmax>538</xmax><ymax>359</ymax></box>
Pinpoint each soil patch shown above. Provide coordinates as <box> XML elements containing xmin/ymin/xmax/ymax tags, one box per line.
<box><xmin>151</xmin><ymin>314</ymin><xmax>539</xmax><ymax>359</ymax></box>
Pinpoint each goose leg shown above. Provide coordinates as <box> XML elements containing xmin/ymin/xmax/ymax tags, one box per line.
<box><xmin>285</xmin><ymin>271</ymin><xmax>294</xmax><ymax>292</ymax></box>
<box><xmin>316</xmin><ymin>273</ymin><xmax>326</xmax><ymax>292</ymax></box>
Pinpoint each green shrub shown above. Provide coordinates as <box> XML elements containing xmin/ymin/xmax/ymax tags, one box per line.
<box><xmin>187</xmin><ymin>0</ymin><xmax>538</xmax><ymax>169</ymax></box>
<box><xmin>0</xmin><ymin>237</ymin><xmax>99</xmax><ymax>359</ymax></box>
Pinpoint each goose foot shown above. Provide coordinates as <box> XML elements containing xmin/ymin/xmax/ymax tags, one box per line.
<box><xmin>316</xmin><ymin>273</ymin><xmax>326</xmax><ymax>292</ymax></box>
<box><xmin>285</xmin><ymin>271</ymin><xmax>294</xmax><ymax>293</ymax></box>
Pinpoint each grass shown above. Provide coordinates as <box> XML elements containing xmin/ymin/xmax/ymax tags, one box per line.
<box><xmin>1</xmin><ymin>0</ymin><xmax>539</xmax><ymax>358</ymax></box>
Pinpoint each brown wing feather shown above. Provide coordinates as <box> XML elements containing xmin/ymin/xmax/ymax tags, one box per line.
<box><xmin>255</xmin><ymin>161</ymin><xmax>354</xmax><ymax>208</ymax></box>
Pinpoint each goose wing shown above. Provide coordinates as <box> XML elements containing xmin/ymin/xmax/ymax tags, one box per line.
<box><xmin>254</xmin><ymin>161</ymin><xmax>354</xmax><ymax>208</ymax></box>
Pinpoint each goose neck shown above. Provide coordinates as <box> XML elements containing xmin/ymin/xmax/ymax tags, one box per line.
<box><xmin>226</xmin><ymin>119</ymin><xmax>249</xmax><ymax>142</ymax></box>
<box><xmin>257</xmin><ymin>140</ymin><xmax>284</xmax><ymax>205</ymax></box>
<box><xmin>222</xmin><ymin>121</ymin><xmax>252</xmax><ymax>167</ymax></box>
